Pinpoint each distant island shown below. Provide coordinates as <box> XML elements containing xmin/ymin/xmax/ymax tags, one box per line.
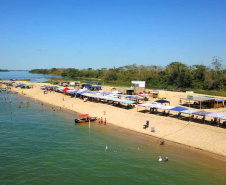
<box><xmin>0</xmin><ymin>69</ymin><xmax>9</xmax><ymax>72</ymax></box>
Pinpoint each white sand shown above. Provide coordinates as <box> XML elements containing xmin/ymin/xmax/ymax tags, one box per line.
<box><xmin>4</xmin><ymin>82</ymin><xmax>226</xmax><ymax>157</ymax></box>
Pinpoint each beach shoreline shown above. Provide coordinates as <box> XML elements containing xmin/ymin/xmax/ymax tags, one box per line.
<box><xmin>2</xmin><ymin>81</ymin><xmax>226</xmax><ymax>159</ymax></box>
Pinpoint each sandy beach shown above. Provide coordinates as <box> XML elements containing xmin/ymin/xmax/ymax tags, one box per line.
<box><xmin>3</xmin><ymin>82</ymin><xmax>226</xmax><ymax>158</ymax></box>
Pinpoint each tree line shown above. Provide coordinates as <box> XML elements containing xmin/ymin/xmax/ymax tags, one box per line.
<box><xmin>0</xmin><ymin>69</ymin><xmax>9</xmax><ymax>72</ymax></box>
<box><xmin>29</xmin><ymin>59</ymin><xmax>226</xmax><ymax>91</ymax></box>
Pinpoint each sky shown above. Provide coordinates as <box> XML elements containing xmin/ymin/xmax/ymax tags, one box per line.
<box><xmin>0</xmin><ymin>0</ymin><xmax>226</xmax><ymax>70</ymax></box>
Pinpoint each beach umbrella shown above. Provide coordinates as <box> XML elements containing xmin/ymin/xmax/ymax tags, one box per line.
<box><xmin>180</xmin><ymin>109</ymin><xmax>197</xmax><ymax>114</ymax></box>
<box><xmin>170</xmin><ymin>106</ymin><xmax>188</xmax><ymax>112</ymax></box>
<box><xmin>80</xmin><ymin>114</ymin><xmax>89</xmax><ymax>117</ymax></box>
<box><xmin>193</xmin><ymin>111</ymin><xmax>210</xmax><ymax>116</ymax></box>
<box><xmin>206</xmin><ymin>112</ymin><xmax>226</xmax><ymax>118</ymax></box>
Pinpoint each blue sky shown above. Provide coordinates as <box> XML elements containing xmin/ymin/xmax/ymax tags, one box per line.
<box><xmin>0</xmin><ymin>0</ymin><xmax>226</xmax><ymax>70</ymax></box>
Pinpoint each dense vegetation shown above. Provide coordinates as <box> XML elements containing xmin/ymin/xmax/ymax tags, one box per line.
<box><xmin>29</xmin><ymin>59</ymin><xmax>226</xmax><ymax>91</ymax></box>
<box><xmin>0</xmin><ymin>69</ymin><xmax>9</xmax><ymax>72</ymax></box>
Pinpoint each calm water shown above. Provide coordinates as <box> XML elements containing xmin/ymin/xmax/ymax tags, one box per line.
<box><xmin>0</xmin><ymin>93</ymin><xmax>226</xmax><ymax>184</ymax></box>
<box><xmin>0</xmin><ymin>71</ymin><xmax>61</xmax><ymax>82</ymax></box>
<box><xmin>0</xmin><ymin>72</ymin><xmax>226</xmax><ymax>184</ymax></box>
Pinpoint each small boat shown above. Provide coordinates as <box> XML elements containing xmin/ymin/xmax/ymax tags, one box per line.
<box><xmin>74</xmin><ymin>114</ymin><xmax>97</xmax><ymax>124</ymax></box>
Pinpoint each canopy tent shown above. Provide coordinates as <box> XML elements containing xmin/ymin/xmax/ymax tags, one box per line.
<box><xmin>77</xmin><ymin>89</ymin><xmax>85</xmax><ymax>92</ymax></box>
<box><xmin>206</xmin><ymin>112</ymin><xmax>226</xmax><ymax>118</ymax></box>
<box><xmin>66</xmin><ymin>90</ymin><xmax>75</xmax><ymax>93</ymax></box>
<box><xmin>101</xmin><ymin>92</ymin><xmax>111</xmax><ymax>95</ymax></box>
<box><xmin>155</xmin><ymin>99</ymin><xmax>170</xmax><ymax>104</ymax></box>
<box><xmin>193</xmin><ymin>110</ymin><xmax>210</xmax><ymax>116</ymax></box>
<box><xmin>111</xmin><ymin>90</ymin><xmax>122</xmax><ymax>94</ymax></box>
<box><xmin>217</xmin><ymin>100</ymin><xmax>225</xmax><ymax>103</ymax></box>
<box><xmin>90</xmin><ymin>94</ymin><xmax>103</xmax><ymax>98</ymax></box>
<box><xmin>62</xmin><ymin>87</ymin><xmax>71</xmax><ymax>92</ymax></box>
<box><xmin>149</xmin><ymin>104</ymin><xmax>164</xmax><ymax>108</ymax></box>
<box><xmin>132</xmin><ymin>95</ymin><xmax>143</xmax><ymax>99</ymax></box>
<box><xmin>77</xmin><ymin>90</ymin><xmax>88</xmax><ymax>95</ymax></box>
<box><xmin>138</xmin><ymin>103</ymin><xmax>152</xmax><ymax>107</ymax></box>
<box><xmin>170</xmin><ymin>106</ymin><xmax>188</xmax><ymax>112</ymax></box>
<box><xmin>124</xmin><ymin>100</ymin><xmax>136</xmax><ymax>104</ymax></box>
<box><xmin>118</xmin><ymin>94</ymin><xmax>132</xmax><ymax>98</ymax></box>
<box><xmin>138</xmin><ymin>103</ymin><xmax>163</xmax><ymax>108</ymax></box>
<box><xmin>125</xmin><ymin>95</ymin><xmax>133</xmax><ymax>98</ymax></box>
<box><xmin>56</xmin><ymin>87</ymin><xmax>64</xmax><ymax>90</ymax></box>
<box><xmin>69</xmin><ymin>91</ymin><xmax>77</xmax><ymax>95</ymax></box>
<box><xmin>180</xmin><ymin>109</ymin><xmax>197</xmax><ymax>114</ymax></box>
<box><xmin>181</xmin><ymin>96</ymin><xmax>216</xmax><ymax>102</ymax></box>
<box><xmin>82</xmin><ymin>93</ymin><xmax>93</xmax><ymax>97</ymax></box>
<box><xmin>100</xmin><ymin>96</ymin><xmax>136</xmax><ymax>105</ymax></box>
<box><xmin>220</xmin><ymin>116</ymin><xmax>226</xmax><ymax>120</ymax></box>
<box><xmin>91</xmin><ymin>85</ymin><xmax>102</xmax><ymax>88</ymax></box>
<box><xmin>158</xmin><ymin>105</ymin><xmax>175</xmax><ymax>110</ymax></box>
<box><xmin>138</xmin><ymin>94</ymin><xmax>149</xmax><ymax>97</ymax></box>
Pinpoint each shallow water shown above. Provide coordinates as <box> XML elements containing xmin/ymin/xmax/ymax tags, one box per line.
<box><xmin>0</xmin><ymin>92</ymin><xmax>226</xmax><ymax>185</ymax></box>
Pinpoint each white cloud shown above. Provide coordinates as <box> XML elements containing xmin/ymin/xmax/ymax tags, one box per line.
<box><xmin>40</xmin><ymin>48</ymin><xmax>47</xmax><ymax>51</ymax></box>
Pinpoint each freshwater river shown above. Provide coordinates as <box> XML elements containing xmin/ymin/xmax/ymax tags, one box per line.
<box><xmin>0</xmin><ymin>71</ymin><xmax>61</xmax><ymax>82</ymax></box>
<box><xmin>0</xmin><ymin>71</ymin><xmax>226</xmax><ymax>184</ymax></box>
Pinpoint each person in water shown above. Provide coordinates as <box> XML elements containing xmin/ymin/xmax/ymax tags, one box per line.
<box><xmin>158</xmin><ymin>156</ymin><xmax>162</xmax><ymax>162</ymax></box>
